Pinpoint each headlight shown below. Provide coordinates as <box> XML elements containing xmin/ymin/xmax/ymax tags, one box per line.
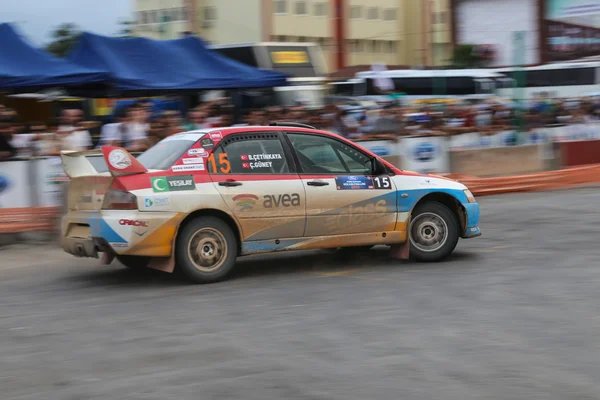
<box><xmin>463</xmin><ymin>189</ymin><xmax>476</xmax><ymax>203</ymax></box>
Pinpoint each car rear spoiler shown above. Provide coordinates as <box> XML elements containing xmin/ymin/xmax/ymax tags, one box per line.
<box><xmin>61</xmin><ymin>146</ymin><xmax>148</xmax><ymax>179</ymax></box>
<box><xmin>101</xmin><ymin>146</ymin><xmax>148</xmax><ymax>177</ymax></box>
<box><xmin>60</xmin><ymin>149</ymin><xmax>103</xmax><ymax>178</ymax></box>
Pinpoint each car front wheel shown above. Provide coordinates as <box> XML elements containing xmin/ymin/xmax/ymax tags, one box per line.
<box><xmin>409</xmin><ymin>202</ymin><xmax>459</xmax><ymax>262</ymax></box>
<box><xmin>176</xmin><ymin>216</ymin><xmax>238</xmax><ymax>284</ymax></box>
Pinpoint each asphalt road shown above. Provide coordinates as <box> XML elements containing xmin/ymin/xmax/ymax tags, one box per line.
<box><xmin>2</xmin><ymin>188</ymin><xmax>600</xmax><ymax>400</ymax></box>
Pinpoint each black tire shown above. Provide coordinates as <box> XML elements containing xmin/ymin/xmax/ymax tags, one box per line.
<box><xmin>409</xmin><ymin>201</ymin><xmax>459</xmax><ymax>262</ymax></box>
<box><xmin>175</xmin><ymin>216</ymin><xmax>238</xmax><ymax>284</ymax></box>
<box><xmin>117</xmin><ymin>255</ymin><xmax>150</xmax><ymax>270</ymax></box>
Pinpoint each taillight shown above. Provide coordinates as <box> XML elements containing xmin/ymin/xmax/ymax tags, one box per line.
<box><xmin>102</xmin><ymin>189</ymin><xmax>138</xmax><ymax>210</ymax></box>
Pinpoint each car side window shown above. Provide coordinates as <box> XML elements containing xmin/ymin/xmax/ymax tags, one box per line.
<box><xmin>209</xmin><ymin>134</ymin><xmax>290</xmax><ymax>174</ymax></box>
<box><xmin>288</xmin><ymin>133</ymin><xmax>372</xmax><ymax>175</ymax></box>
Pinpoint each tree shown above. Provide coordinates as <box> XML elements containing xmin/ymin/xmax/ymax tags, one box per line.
<box><xmin>116</xmin><ymin>19</ymin><xmax>135</xmax><ymax>38</ymax></box>
<box><xmin>45</xmin><ymin>23</ymin><xmax>80</xmax><ymax>58</ymax></box>
<box><xmin>451</xmin><ymin>44</ymin><xmax>482</xmax><ymax>68</ymax></box>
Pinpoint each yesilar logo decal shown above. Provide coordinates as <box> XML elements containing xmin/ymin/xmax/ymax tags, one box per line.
<box><xmin>151</xmin><ymin>175</ymin><xmax>196</xmax><ymax>193</ymax></box>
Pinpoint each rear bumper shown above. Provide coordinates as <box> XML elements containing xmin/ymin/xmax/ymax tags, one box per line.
<box><xmin>62</xmin><ymin>236</ymin><xmax>99</xmax><ymax>258</ymax></box>
<box><xmin>62</xmin><ymin>210</ymin><xmax>182</xmax><ymax>257</ymax></box>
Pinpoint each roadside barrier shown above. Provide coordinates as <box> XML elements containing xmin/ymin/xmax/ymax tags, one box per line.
<box><xmin>445</xmin><ymin>164</ymin><xmax>600</xmax><ymax>196</ymax></box>
<box><xmin>0</xmin><ymin>206</ymin><xmax>60</xmax><ymax>233</ymax></box>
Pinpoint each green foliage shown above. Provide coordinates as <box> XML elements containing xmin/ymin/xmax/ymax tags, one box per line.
<box><xmin>451</xmin><ymin>44</ymin><xmax>482</xmax><ymax>68</ymax></box>
<box><xmin>46</xmin><ymin>23</ymin><xmax>81</xmax><ymax>57</ymax></box>
<box><xmin>45</xmin><ymin>23</ymin><xmax>80</xmax><ymax>58</ymax></box>
<box><xmin>116</xmin><ymin>20</ymin><xmax>135</xmax><ymax>38</ymax></box>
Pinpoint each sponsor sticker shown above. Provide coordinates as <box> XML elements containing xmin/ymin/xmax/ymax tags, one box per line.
<box><xmin>233</xmin><ymin>194</ymin><xmax>259</xmax><ymax>211</ymax></box>
<box><xmin>325</xmin><ymin>200</ymin><xmax>388</xmax><ymax>232</ymax></box>
<box><xmin>335</xmin><ymin>176</ymin><xmax>374</xmax><ymax>190</ymax></box>
<box><xmin>151</xmin><ymin>175</ymin><xmax>196</xmax><ymax>192</ymax></box>
<box><xmin>108</xmin><ymin>149</ymin><xmax>132</xmax><ymax>170</ymax></box>
<box><xmin>188</xmin><ymin>148</ymin><xmax>207</xmax><ymax>156</ymax></box>
<box><xmin>210</xmin><ymin>131</ymin><xmax>223</xmax><ymax>141</ymax></box>
<box><xmin>172</xmin><ymin>164</ymin><xmax>205</xmax><ymax>172</ymax></box>
<box><xmin>182</xmin><ymin>158</ymin><xmax>205</xmax><ymax>165</ymax></box>
<box><xmin>201</xmin><ymin>137</ymin><xmax>214</xmax><ymax>149</ymax></box>
<box><xmin>144</xmin><ymin>196</ymin><xmax>170</xmax><ymax>208</ymax></box>
<box><xmin>119</xmin><ymin>219</ymin><xmax>148</xmax><ymax>227</ymax></box>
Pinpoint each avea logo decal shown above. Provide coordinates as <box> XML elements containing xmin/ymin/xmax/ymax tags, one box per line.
<box><xmin>0</xmin><ymin>176</ymin><xmax>9</xmax><ymax>194</ymax></box>
<box><xmin>324</xmin><ymin>200</ymin><xmax>387</xmax><ymax>232</ymax></box>
<box><xmin>263</xmin><ymin>193</ymin><xmax>300</xmax><ymax>208</ymax></box>
<box><xmin>413</xmin><ymin>143</ymin><xmax>436</xmax><ymax>162</ymax></box>
<box><xmin>233</xmin><ymin>194</ymin><xmax>259</xmax><ymax>211</ymax></box>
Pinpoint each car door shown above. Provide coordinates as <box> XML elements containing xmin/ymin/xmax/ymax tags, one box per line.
<box><xmin>208</xmin><ymin>132</ymin><xmax>306</xmax><ymax>241</ymax></box>
<box><xmin>285</xmin><ymin>132</ymin><xmax>398</xmax><ymax>237</ymax></box>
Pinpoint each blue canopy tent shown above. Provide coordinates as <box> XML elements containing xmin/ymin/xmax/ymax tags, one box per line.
<box><xmin>67</xmin><ymin>33</ymin><xmax>288</xmax><ymax>96</ymax></box>
<box><xmin>0</xmin><ymin>23</ymin><xmax>108</xmax><ymax>93</ymax></box>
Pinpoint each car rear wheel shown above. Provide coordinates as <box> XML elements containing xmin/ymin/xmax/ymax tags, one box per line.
<box><xmin>409</xmin><ymin>202</ymin><xmax>459</xmax><ymax>262</ymax></box>
<box><xmin>175</xmin><ymin>216</ymin><xmax>238</xmax><ymax>284</ymax></box>
<box><xmin>117</xmin><ymin>255</ymin><xmax>150</xmax><ymax>270</ymax></box>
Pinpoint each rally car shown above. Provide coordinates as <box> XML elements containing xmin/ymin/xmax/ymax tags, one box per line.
<box><xmin>61</xmin><ymin>123</ymin><xmax>480</xmax><ymax>283</ymax></box>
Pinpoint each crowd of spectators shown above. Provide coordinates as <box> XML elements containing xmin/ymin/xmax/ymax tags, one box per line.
<box><xmin>1</xmin><ymin>95</ymin><xmax>599</xmax><ymax>160</ymax></box>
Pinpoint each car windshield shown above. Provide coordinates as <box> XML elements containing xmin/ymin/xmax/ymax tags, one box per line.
<box><xmin>137</xmin><ymin>133</ymin><xmax>206</xmax><ymax>170</ymax></box>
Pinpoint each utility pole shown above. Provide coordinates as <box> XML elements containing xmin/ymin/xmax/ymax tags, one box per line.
<box><xmin>333</xmin><ymin>0</ymin><xmax>345</xmax><ymax>71</ymax></box>
<box><xmin>186</xmin><ymin>0</ymin><xmax>198</xmax><ymax>36</ymax></box>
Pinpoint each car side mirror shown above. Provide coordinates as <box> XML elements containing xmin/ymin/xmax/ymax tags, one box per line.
<box><xmin>371</xmin><ymin>157</ymin><xmax>388</xmax><ymax>176</ymax></box>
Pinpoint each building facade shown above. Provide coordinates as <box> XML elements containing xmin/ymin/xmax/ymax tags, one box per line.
<box><xmin>451</xmin><ymin>0</ymin><xmax>600</xmax><ymax>66</ymax></box>
<box><xmin>133</xmin><ymin>0</ymin><xmax>454</xmax><ymax>72</ymax></box>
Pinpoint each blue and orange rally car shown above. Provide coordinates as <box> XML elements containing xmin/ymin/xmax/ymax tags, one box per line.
<box><xmin>61</xmin><ymin>123</ymin><xmax>481</xmax><ymax>283</ymax></box>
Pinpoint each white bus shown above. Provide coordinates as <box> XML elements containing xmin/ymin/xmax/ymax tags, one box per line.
<box><xmin>495</xmin><ymin>62</ymin><xmax>600</xmax><ymax>100</ymax></box>
<box><xmin>329</xmin><ymin>69</ymin><xmax>514</xmax><ymax>102</ymax></box>
<box><xmin>209</xmin><ymin>42</ymin><xmax>329</xmax><ymax>108</ymax></box>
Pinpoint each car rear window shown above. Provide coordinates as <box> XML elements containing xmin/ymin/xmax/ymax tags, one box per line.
<box><xmin>137</xmin><ymin>134</ymin><xmax>205</xmax><ymax>170</ymax></box>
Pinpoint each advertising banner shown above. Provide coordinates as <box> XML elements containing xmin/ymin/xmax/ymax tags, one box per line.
<box><xmin>0</xmin><ymin>161</ymin><xmax>32</xmax><ymax>208</ymax></box>
<box><xmin>399</xmin><ymin>136</ymin><xmax>450</xmax><ymax>173</ymax></box>
<box><xmin>34</xmin><ymin>157</ymin><xmax>67</xmax><ymax>207</ymax></box>
<box><xmin>545</xmin><ymin>0</ymin><xmax>600</xmax><ymax>62</ymax></box>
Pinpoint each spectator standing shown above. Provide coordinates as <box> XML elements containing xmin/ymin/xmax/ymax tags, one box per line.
<box><xmin>56</xmin><ymin>109</ymin><xmax>93</xmax><ymax>151</ymax></box>
<box><xmin>0</xmin><ymin>122</ymin><xmax>17</xmax><ymax>160</ymax></box>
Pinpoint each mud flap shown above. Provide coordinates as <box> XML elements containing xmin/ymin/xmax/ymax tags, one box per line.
<box><xmin>148</xmin><ymin>255</ymin><xmax>176</xmax><ymax>273</ymax></box>
<box><xmin>389</xmin><ymin>240</ymin><xmax>410</xmax><ymax>260</ymax></box>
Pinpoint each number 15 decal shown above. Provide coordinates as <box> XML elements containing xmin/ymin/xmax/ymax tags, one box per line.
<box><xmin>372</xmin><ymin>176</ymin><xmax>392</xmax><ymax>189</ymax></box>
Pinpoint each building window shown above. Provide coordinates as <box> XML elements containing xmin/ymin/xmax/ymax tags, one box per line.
<box><xmin>314</xmin><ymin>2</ymin><xmax>327</xmax><ymax>17</ymax></box>
<box><xmin>274</xmin><ymin>0</ymin><xmax>288</xmax><ymax>14</ymax></box>
<box><xmin>295</xmin><ymin>1</ymin><xmax>308</xmax><ymax>15</ymax></box>
<box><xmin>370</xmin><ymin>40</ymin><xmax>379</xmax><ymax>53</ymax></box>
<box><xmin>383</xmin><ymin>8</ymin><xmax>397</xmax><ymax>21</ymax></box>
<box><xmin>385</xmin><ymin>41</ymin><xmax>395</xmax><ymax>53</ymax></box>
<box><xmin>350</xmin><ymin>40</ymin><xmax>362</xmax><ymax>53</ymax></box>
<box><xmin>367</xmin><ymin>7</ymin><xmax>379</xmax><ymax>20</ymax></box>
<box><xmin>139</xmin><ymin>11</ymin><xmax>147</xmax><ymax>24</ymax></box>
<box><xmin>171</xmin><ymin>8</ymin><xmax>180</xmax><ymax>21</ymax></box>
<box><xmin>440</xmin><ymin>11</ymin><xmax>448</xmax><ymax>24</ymax></box>
<box><xmin>181</xmin><ymin>7</ymin><xmax>188</xmax><ymax>21</ymax></box>
<box><xmin>350</xmin><ymin>6</ymin><xmax>362</xmax><ymax>19</ymax></box>
<box><xmin>149</xmin><ymin>10</ymin><xmax>157</xmax><ymax>23</ymax></box>
<box><xmin>204</xmin><ymin>6</ymin><xmax>216</xmax><ymax>21</ymax></box>
<box><xmin>318</xmin><ymin>37</ymin><xmax>326</xmax><ymax>47</ymax></box>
